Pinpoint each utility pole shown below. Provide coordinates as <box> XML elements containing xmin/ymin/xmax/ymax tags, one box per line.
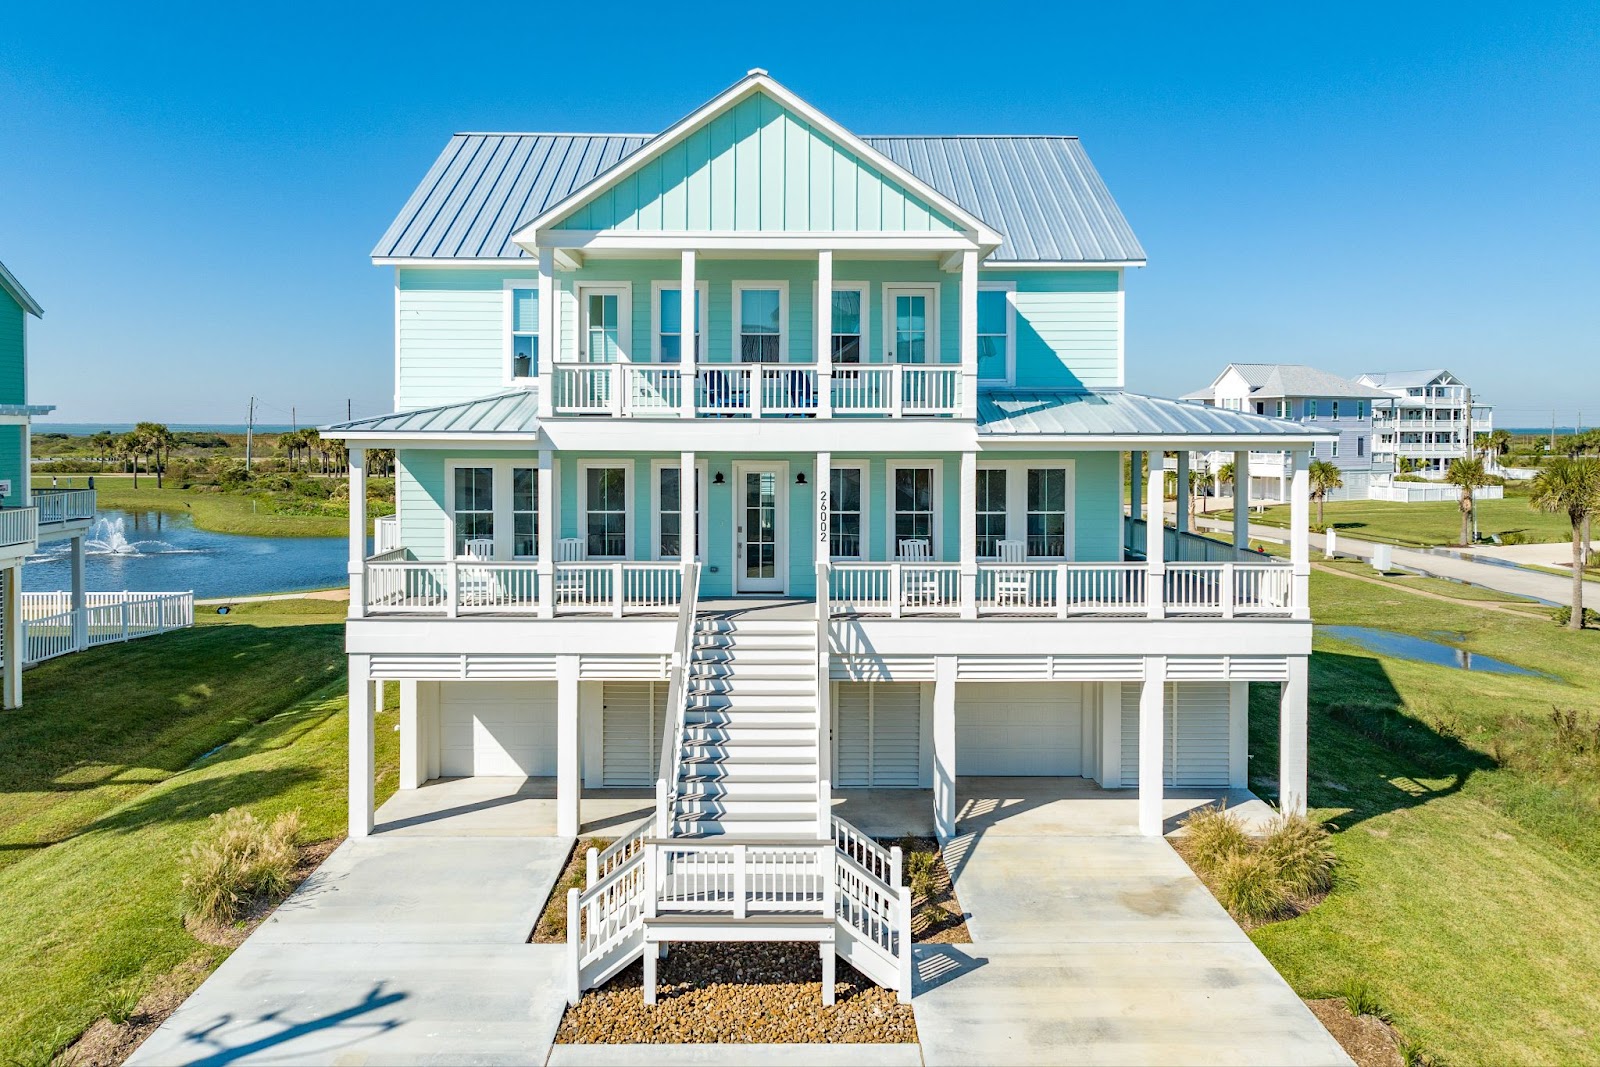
<box><xmin>1552</xmin><ymin>410</ymin><xmax>1558</xmax><ymax>454</ymax></box>
<box><xmin>245</xmin><ymin>396</ymin><xmax>255</xmax><ymax>468</ymax></box>
<box><xmin>346</xmin><ymin>398</ymin><xmax>352</xmax><ymax>422</ymax></box>
<box><xmin>292</xmin><ymin>406</ymin><xmax>297</xmax><ymax>433</ymax></box>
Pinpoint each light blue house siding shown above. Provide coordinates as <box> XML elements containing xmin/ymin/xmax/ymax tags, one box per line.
<box><xmin>395</xmin><ymin>268</ymin><xmax>536</xmax><ymax>410</ymax></box>
<box><xmin>552</xmin><ymin>92</ymin><xmax>961</xmax><ymax>235</ymax></box>
<box><xmin>983</xmin><ymin>270</ymin><xmax>1122</xmax><ymax>390</ymax></box>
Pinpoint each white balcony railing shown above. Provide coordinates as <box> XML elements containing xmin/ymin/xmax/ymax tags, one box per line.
<box><xmin>550</xmin><ymin>362</ymin><xmax>963</xmax><ymax>418</ymax></box>
<box><xmin>20</xmin><ymin>590</ymin><xmax>194</xmax><ymax>665</ymax></box>
<box><xmin>0</xmin><ymin>507</ymin><xmax>38</xmax><ymax>549</ymax></box>
<box><xmin>33</xmin><ymin>489</ymin><xmax>96</xmax><ymax>526</ymax></box>
<box><xmin>372</xmin><ymin>515</ymin><xmax>401</xmax><ymax>555</ymax></box>
<box><xmin>362</xmin><ymin>558</ymin><xmax>686</xmax><ymax>618</ymax></box>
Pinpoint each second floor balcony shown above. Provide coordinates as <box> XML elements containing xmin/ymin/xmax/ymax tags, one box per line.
<box><xmin>551</xmin><ymin>362</ymin><xmax>961</xmax><ymax>419</ymax></box>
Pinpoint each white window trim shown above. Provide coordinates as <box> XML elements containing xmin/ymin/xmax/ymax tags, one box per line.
<box><xmin>886</xmin><ymin>460</ymin><xmax>944</xmax><ymax>559</ymax></box>
<box><xmin>831</xmin><ymin>282</ymin><xmax>870</xmax><ymax>364</ymax></box>
<box><xmin>828</xmin><ymin>461</ymin><xmax>870</xmax><ymax>561</ymax></box>
<box><xmin>444</xmin><ymin>459</ymin><xmax>542</xmax><ymax>561</ymax></box>
<box><xmin>503</xmin><ymin>278</ymin><xmax>540</xmax><ymax>388</ymax></box>
<box><xmin>976</xmin><ymin>280</ymin><xmax>1016</xmax><ymax>384</ymax></box>
<box><xmin>882</xmin><ymin>284</ymin><xmax>941</xmax><ymax>365</ymax></box>
<box><xmin>731</xmin><ymin>280</ymin><xmax>790</xmax><ymax>363</ymax></box>
<box><xmin>575</xmin><ymin>282</ymin><xmax>633</xmax><ymax>363</ymax></box>
<box><xmin>975</xmin><ymin>460</ymin><xmax>1077</xmax><ymax>561</ymax></box>
<box><xmin>648</xmin><ymin>280</ymin><xmax>710</xmax><ymax>364</ymax></box>
<box><xmin>649</xmin><ymin>457</ymin><xmax>710</xmax><ymax>562</ymax></box>
<box><xmin>577</xmin><ymin>459</ymin><xmax>634</xmax><ymax>560</ymax></box>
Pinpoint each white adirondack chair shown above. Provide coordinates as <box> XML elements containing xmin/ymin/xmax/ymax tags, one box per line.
<box><xmin>992</xmin><ymin>539</ymin><xmax>1030</xmax><ymax>609</ymax></box>
<box><xmin>458</xmin><ymin>538</ymin><xmax>495</xmax><ymax>605</ymax></box>
<box><xmin>896</xmin><ymin>538</ymin><xmax>941</xmax><ymax>608</ymax></box>
<box><xmin>554</xmin><ymin>537</ymin><xmax>588</xmax><ymax>605</ymax></box>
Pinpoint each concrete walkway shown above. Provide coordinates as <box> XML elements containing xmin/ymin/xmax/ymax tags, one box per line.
<box><xmin>913</xmin><ymin>805</ymin><xmax>1352</xmax><ymax>1066</ymax></box>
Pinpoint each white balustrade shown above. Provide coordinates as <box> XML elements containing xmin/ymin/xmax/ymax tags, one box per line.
<box><xmin>33</xmin><ymin>489</ymin><xmax>96</xmax><ymax>525</ymax></box>
<box><xmin>0</xmin><ymin>507</ymin><xmax>38</xmax><ymax>548</ymax></box>
<box><xmin>546</xmin><ymin>361</ymin><xmax>964</xmax><ymax>417</ymax></box>
<box><xmin>626</xmin><ymin>366</ymin><xmax>682</xmax><ymax>414</ymax></box>
<box><xmin>830</xmin><ymin>366</ymin><xmax>893</xmax><ymax>414</ymax></box>
<box><xmin>695</xmin><ymin>365</ymin><xmax>754</xmax><ymax>416</ymax></box>
<box><xmin>21</xmin><ymin>590</ymin><xmax>194</xmax><ymax>665</ymax></box>
<box><xmin>363</xmin><ymin>559</ymin><xmax>683</xmax><ymax>617</ymax></box>
<box><xmin>372</xmin><ymin>515</ymin><xmax>400</xmax><ymax>555</ymax></box>
<box><xmin>899</xmin><ymin>366</ymin><xmax>961</xmax><ymax>414</ymax></box>
<box><xmin>552</xmin><ymin>363</ymin><xmax>617</xmax><ymax>414</ymax></box>
<box><xmin>758</xmin><ymin>366</ymin><xmax>818</xmax><ymax>415</ymax></box>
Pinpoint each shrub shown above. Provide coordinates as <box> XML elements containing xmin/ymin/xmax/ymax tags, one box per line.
<box><xmin>1337</xmin><ymin>977</ymin><xmax>1389</xmax><ymax>1020</ymax></box>
<box><xmin>1551</xmin><ymin>708</ymin><xmax>1600</xmax><ymax>757</ymax></box>
<box><xmin>1180</xmin><ymin>805</ymin><xmax>1250</xmax><ymax>875</ymax></box>
<box><xmin>1260</xmin><ymin>814</ymin><xmax>1337</xmax><ymax>896</ymax></box>
<box><xmin>99</xmin><ymin>979</ymin><xmax>143</xmax><ymax>1025</ymax></box>
<box><xmin>1211</xmin><ymin>850</ymin><xmax>1289</xmax><ymax>922</ymax></box>
<box><xmin>1498</xmin><ymin>529</ymin><xmax>1530</xmax><ymax>545</ymax></box>
<box><xmin>180</xmin><ymin>808</ymin><xmax>302</xmax><ymax>926</ymax></box>
<box><xmin>1553</xmin><ymin>605</ymin><xmax>1600</xmax><ymax>628</ymax></box>
<box><xmin>905</xmin><ymin>850</ymin><xmax>938</xmax><ymax>901</ymax></box>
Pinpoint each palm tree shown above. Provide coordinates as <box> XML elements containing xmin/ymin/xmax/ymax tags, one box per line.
<box><xmin>301</xmin><ymin>428</ymin><xmax>323</xmax><ymax>474</ymax></box>
<box><xmin>1446</xmin><ymin>457</ymin><xmax>1491</xmax><ymax>546</ymax></box>
<box><xmin>117</xmin><ymin>432</ymin><xmax>142</xmax><ymax>487</ymax></box>
<box><xmin>89</xmin><ymin>430</ymin><xmax>115</xmax><ymax>466</ymax></box>
<box><xmin>1307</xmin><ymin>460</ymin><xmax>1343</xmax><ymax>527</ymax></box>
<box><xmin>134</xmin><ymin>422</ymin><xmax>176</xmax><ymax>488</ymax></box>
<box><xmin>1529</xmin><ymin>458</ymin><xmax>1600</xmax><ymax>630</ymax></box>
<box><xmin>1489</xmin><ymin>429</ymin><xmax>1512</xmax><ymax>457</ymax></box>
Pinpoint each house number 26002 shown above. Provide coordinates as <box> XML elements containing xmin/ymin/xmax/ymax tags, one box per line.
<box><xmin>817</xmin><ymin>489</ymin><xmax>829</xmax><ymax>543</ymax></box>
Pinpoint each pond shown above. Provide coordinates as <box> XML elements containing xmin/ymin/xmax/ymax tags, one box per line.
<box><xmin>24</xmin><ymin>510</ymin><xmax>350</xmax><ymax>600</ymax></box>
<box><xmin>1321</xmin><ymin>625</ymin><xmax>1556</xmax><ymax>679</ymax></box>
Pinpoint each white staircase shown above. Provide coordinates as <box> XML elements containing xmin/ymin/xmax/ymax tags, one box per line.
<box><xmin>673</xmin><ymin>616</ymin><xmax>822</xmax><ymax>837</ymax></box>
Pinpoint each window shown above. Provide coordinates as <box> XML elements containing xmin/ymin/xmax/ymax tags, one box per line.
<box><xmin>830</xmin><ymin>466</ymin><xmax>864</xmax><ymax>559</ymax></box>
<box><xmin>1255</xmin><ymin>401</ymin><xmax>1266</xmax><ymax>415</ymax></box>
<box><xmin>1357</xmin><ymin>437</ymin><xmax>1366</xmax><ymax>458</ymax></box>
<box><xmin>509</xmin><ymin>286</ymin><xmax>538</xmax><ymax>379</ymax></box>
<box><xmin>735</xmin><ymin>284</ymin><xmax>785</xmax><ymax>363</ymax></box>
<box><xmin>892</xmin><ymin>467</ymin><xmax>936</xmax><ymax>554</ymax></box>
<box><xmin>584</xmin><ymin>466</ymin><xmax>628</xmax><ymax>558</ymax></box>
<box><xmin>976</xmin><ymin>469</ymin><xmax>1007</xmax><ymax>557</ymax></box>
<box><xmin>1331</xmin><ymin>440</ymin><xmax>1340</xmax><ymax>458</ymax></box>
<box><xmin>512</xmin><ymin>467</ymin><xmax>537</xmax><ymax>557</ymax></box>
<box><xmin>1307</xmin><ymin>399</ymin><xmax>1319</xmax><ymax>420</ymax></box>
<box><xmin>832</xmin><ymin>287</ymin><xmax>866</xmax><ymax>363</ymax></box>
<box><xmin>1357</xmin><ymin>401</ymin><xmax>1367</xmax><ymax>418</ymax></box>
<box><xmin>1278</xmin><ymin>400</ymin><xmax>1290</xmax><ymax>418</ymax></box>
<box><xmin>890</xmin><ymin>290</ymin><xmax>930</xmax><ymax>364</ymax></box>
<box><xmin>654</xmin><ymin>465</ymin><xmax>702</xmax><ymax>560</ymax></box>
<box><xmin>653</xmin><ymin>284</ymin><xmax>706</xmax><ymax>363</ymax></box>
<box><xmin>452</xmin><ymin>467</ymin><xmax>494</xmax><ymax>556</ymax></box>
<box><xmin>976</xmin><ymin>286</ymin><xmax>1012</xmax><ymax>382</ymax></box>
<box><xmin>1332</xmin><ymin>400</ymin><xmax>1341</xmax><ymax>420</ymax></box>
<box><xmin>1026</xmin><ymin>468</ymin><xmax>1068</xmax><ymax>558</ymax></box>
<box><xmin>579</xmin><ymin>286</ymin><xmax>628</xmax><ymax>362</ymax></box>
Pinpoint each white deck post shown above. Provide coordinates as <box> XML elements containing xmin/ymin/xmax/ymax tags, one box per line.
<box><xmin>1145</xmin><ymin>456</ymin><xmax>1166</xmax><ymax>620</ymax></box>
<box><xmin>348</xmin><ymin>653</ymin><xmax>375</xmax><ymax>837</ymax></box>
<box><xmin>959</xmin><ymin>249</ymin><xmax>979</xmax><ymax>417</ymax></box>
<box><xmin>680</xmin><ymin>451</ymin><xmax>697</xmax><ymax>562</ymax></box>
<box><xmin>820</xmin><ymin>942</ymin><xmax>837</xmax><ymax>1006</ymax></box>
<box><xmin>2</xmin><ymin>566</ymin><xmax>21</xmax><ymax>708</ymax></box>
<box><xmin>933</xmin><ymin>655</ymin><xmax>957</xmax><ymax>840</ymax></box>
<box><xmin>538</xmin><ymin>449</ymin><xmax>555</xmax><ymax>618</ymax></box>
<box><xmin>1174</xmin><ymin>451</ymin><xmax>1190</xmax><ymax>533</ymax></box>
<box><xmin>1129</xmin><ymin>451</ymin><xmax>1144</xmax><ymax>524</ymax></box>
<box><xmin>1228</xmin><ymin>681</ymin><xmax>1249</xmax><ymax>790</ymax></box>
<box><xmin>70</xmin><ymin>535</ymin><xmax>87</xmax><ymax>653</ymax></box>
<box><xmin>1280</xmin><ymin>657</ymin><xmax>1309</xmax><ymax>815</ymax></box>
<box><xmin>557</xmin><ymin>654</ymin><xmax>580</xmax><ymax>837</ymax></box>
<box><xmin>348</xmin><ymin>448</ymin><xmax>366</xmax><ymax>618</ymax></box>
<box><xmin>1289</xmin><ymin>449</ymin><xmax>1311</xmax><ymax>619</ymax></box>
<box><xmin>399</xmin><ymin>680</ymin><xmax>422</xmax><ymax>790</ymax></box>
<box><xmin>537</xmin><ymin>247</ymin><xmax>555</xmax><ymax>419</ymax></box>
<box><xmin>816</xmin><ymin>250</ymin><xmax>833</xmax><ymax>418</ymax></box>
<box><xmin>959</xmin><ymin>451</ymin><xmax>978</xmax><ymax>618</ymax></box>
<box><xmin>679</xmin><ymin>250</ymin><xmax>697</xmax><ymax>419</ymax></box>
<box><xmin>1233</xmin><ymin>449</ymin><xmax>1250</xmax><ymax>552</ymax></box>
<box><xmin>1138</xmin><ymin>655</ymin><xmax>1166</xmax><ymax>836</ymax></box>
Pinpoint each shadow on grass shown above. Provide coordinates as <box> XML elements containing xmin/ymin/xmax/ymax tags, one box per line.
<box><xmin>1250</xmin><ymin>650</ymin><xmax>1498</xmax><ymax>833</ymax></box>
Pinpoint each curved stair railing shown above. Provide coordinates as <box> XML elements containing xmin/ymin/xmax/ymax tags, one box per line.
<box><xmin>565</xmin><ymin>814</ymin><xmax>653</xmax><ymax>1003</ymax></box>
<box><xmin>654</xmin><ymin>562</ymin><xmax>700</xmax><ymax>837</ymax></box>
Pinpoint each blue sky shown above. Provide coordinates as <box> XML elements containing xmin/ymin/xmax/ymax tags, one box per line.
<box><xmin>2</xmin><ymin>1</ymin><xmax>1596</xmax><ymax>428</ymax></box>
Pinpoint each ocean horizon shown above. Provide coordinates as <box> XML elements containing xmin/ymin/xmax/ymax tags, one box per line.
<box><xmin>35</xmin><ymin>422</ymin><xmax>298</xmax><ymax>435</ymax></box>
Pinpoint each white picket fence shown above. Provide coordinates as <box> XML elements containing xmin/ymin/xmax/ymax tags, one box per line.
<box><xmin>19</xmin><ymin>591</ymin><xmax>195</xmax><ymax>666</ymax></box>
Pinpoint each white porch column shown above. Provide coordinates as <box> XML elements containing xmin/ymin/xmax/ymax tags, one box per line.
<box><xmin>1232</xmin><ymin>449</ymin><xmax>1250</xmax><ymax>551</ymax></box>
<box><xmin>1138</xmin><ymin>656</ymin><xmax>1167</xmax><ymax>836</ymax></box>
<box><xmin>538</xmin><ymin>449</ymin><xmax>555</xmax><ymax>618</ymax></box>
<box><xmin>1289</xmin><ymin>449</ymin><xmax>1311</xmax><ymax>619</ymax></box>
<box><xmin>959</xmin><ymin>250</ymin><xmax>979</xmax><ymax>416</ymax></box>
<box><xmin>347</xmin><ymin>448</ymin><xmax>366</xmax><ymax>619</ymax></box>
<box><xmin>537</xmin><ymin>247</ymin><xmax>556</xmax><ymax>419</ymax></box>
<box><xmin>680</xmin><ymin>451</ymin><xmax>698</xmax><ymax>561</ymax></box>
<box><xmin>399</xmin><ymin>680</ymin><xmax>423</xmax><ymax>790</ymax></box>
<box><xmin>348</xmin><ymin>653</ymin><xmax>375</xmax><ymax>837</ymax></box>
<box><xmin>1280</xmin><ymin>657</ymin><xmax>1309</xmax><ymax>815</ymax></box>
<box><xmin>959</xmin><ymin>451</ymin><xmax>977</xmax><ymax>618</ymax></box>
<box><xmin>70</xmin><ymin>535</ymin><xmax>87</xmax><ymax>652</ymax></box>
<box><xmin>1129</xmin><ymin>451</ymin><xmax>1143</xmax><ymax>523</ymax></box>
<box><xmin>815</xmin><ymin>451</ymin><xmax>831</xmax><ymax>566</ymax></box>
<box><xmin>1145</xmin><ymin>455</ymin><xmax>1166</xmax><ymax>620</ymax></box>
<box><xmin>679</xmin><ymin>250</ymin><xmax>697</xmax><ymax>419</ymax></box>
<box><xmin>1174</xmin><ymin>451</ymin><xmax>1190</xmax><ymax>533</ymax></box>
<box><xmin>557</xmin><ymin>654</ymin><xmax>581</xmax><ymax>837</ymax></box>
<box><xmin>815</xmin><ymin>250</ymin><xmax>833</xmax><ymax>418</ymax></box>
<box><xmin>933</xmin><ymin>655</ymin><xmax>957</xmax><ymax>840</ymax></box>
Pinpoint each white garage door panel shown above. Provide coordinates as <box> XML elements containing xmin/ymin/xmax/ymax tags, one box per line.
<box><xmin>602</xmin><ymin>682</ymin><xmax>665</xmax><ymax>787</ymax></box>
<box><xmin>1120</xmin><ymin>682</ymin><xmax>1231</xmax><ymax>787</ymax></box>
<box><xmin>956</xmin><ymin>682</ymin><xmax>1083</xmax><ymax>776</ymax></box>
<box><xmin>439</xmin><ymin>681</ymin><xmax>557</xmax><ymax>777</ymax></box>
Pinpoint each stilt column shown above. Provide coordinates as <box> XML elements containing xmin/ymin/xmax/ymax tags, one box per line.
<box><xmin>1138</xmin><ymin>656</ymin><xmax>1166</xmax><ymax>836</ymax></box>
<box><xmin>557</xmin><ymin>654</ymin><xmax>580</xmax><ymax>837</ymax></box>
<box><xmin>1280</xmin><ymin>657</ymin><xmax>1309</xmax><ymax>815</ymax></box>
<box><xmin>348</xmin><ymin>653</ymin><xmax>374</xmax><ymax>837</ymax></box>
<box><xmin>933</xmin><ymin>656</ymin><xmax>957</xmax><ymax>840</ymax></box>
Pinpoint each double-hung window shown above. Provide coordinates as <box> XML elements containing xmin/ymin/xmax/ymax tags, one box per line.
<box><xmin>509</xmin><ymin>286</ymin><xmax>538</xmax><ymax>380</ymax></box>
<box><xmin>976</xmin><ymin>285</ymin><xmax>1013</xmax><ymax>382</ymax></box>
<box><xmin>512</xmin><ymin>468</ymin><xmax>537</xmax><ymax>557</ymax></box>
<box><xmin>1279</xmin><ymin>400</ymin><xmax>1290</xmax><ymax>418</ymax></box>
<box><xmin>1308</xmin><ymin>399</ymin><xmax>1320</xmax><ymax>420</ymax></box>
<box><xmin>892</xmin><ymin>466</ymin><xmax>936</xmax><ymax>555</ymax></box>
<box><xmin>654</xmin><ymin>284</ymin><xmax>705</xmax><ymax>364</ymax></box>
<box><xmin>735</xmin><ymin>284</ymin><xmax>785</xmax><ymax>363</ymax></box>
<box><xmin>1332</xmin><ymin>400</ymin><xmax>1341</xmax><ymax>420</ymax></box>
<box><xmin>976</xmin><ymin>469</ymin><xmax>1007</xmax><ymax>558</ymax></box>
<box><xmin>831</xmin><ymin>287</ymin><xmax>866</xmax><ymax>363</ymax></box>
<box><xmin>1026</xmin><ymin>469</ymin><xmax>1068</xmax><ymax>558</ymax></box>
<box><xmin>829</xmin><ymin>466</ymin><xmax>864</xmax><ymax>559</ymax></box>
<box><xmin>452</xmin><ymin>467</ymin><xmax>494</xmax><ymax>556</ymax></box>
<box><xmin>584</xmin><ymin>466</ymin><xmax>629</xmax><ymax>558</ymax></box>
<box><xmin>655</xmin><ymin>465</ymin><xmax>703</xmax><ymax>560</ymax></box>
<box><xmin>450</xmin><ymin>462</ymin><xmax>539</xmax><ymax>560</ymax></box>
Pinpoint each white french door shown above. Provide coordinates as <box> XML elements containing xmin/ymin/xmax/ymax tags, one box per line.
<box><xmin>734</xmin><ymin>462</ymin><xmax>787</xmax><ymax>594</ymax></box>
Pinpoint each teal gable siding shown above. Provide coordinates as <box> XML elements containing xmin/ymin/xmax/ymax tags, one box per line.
<box><xmin>0</xmin><ymin>296</ymin><xmax>26</xmax><ymax>407</ymax></box>
<box><xmin>983</xmin><ymin>270</ymin><xmax>1122</xmax><ymax>390</ymax></box>
<box><xmin>553</xmin><ymin>92</ymin><xmax>962</xmax><ymax>235</ymax></box>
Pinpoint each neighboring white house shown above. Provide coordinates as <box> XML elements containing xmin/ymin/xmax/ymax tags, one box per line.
<box><xmin>1181</xmin><ymin>363</ymin><xmax>1392</xmax><ymax>503</ymax></box>
<box><xmin>1356</xmin><ymin>368</ymin><xmax>1493</xmax><ymax>478</ymax></box>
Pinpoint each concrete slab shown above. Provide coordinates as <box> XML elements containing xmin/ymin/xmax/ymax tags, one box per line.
<box><xmin>376</xmin><ymin>776</ymin><xmax>653</xmax><ymax>838</ymax></box>
<box><xmin>547</xmin><ymin>1044</ymin><xmax>922</xmax><ymax>1065</ymax></box>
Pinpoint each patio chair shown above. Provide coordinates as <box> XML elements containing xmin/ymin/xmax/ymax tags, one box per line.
<box><xmin>554</xmin><ymin>537</ymin><xmax>588</xmax><ymax>606</ymax></box>
<box><xmin>458</xmin><ymin>538</ymin><xmax>495</xmax><ymax>605</ymax></box>
<box><xmin>992</xmin><ymin>539</ymin><xmax>1031</xmax><ymax>609</ymax></box>
<box><xmin>897</xmin><ymin>538</ymin><xmax>942</xmax><ymax>609</ymax></box>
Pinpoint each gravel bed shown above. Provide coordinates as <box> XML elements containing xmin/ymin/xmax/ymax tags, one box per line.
<box><xmin>890</xmin><ymin>836</ymin><xmax>971</xmax><ymax>944</ymax></box>
<box><xmin>556</xmin><ymin>942</ymin><xmax>917</xmax><ymax>1044</ymax></box>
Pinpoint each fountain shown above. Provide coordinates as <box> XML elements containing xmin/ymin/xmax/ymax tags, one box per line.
<box><xmin>83</xmin><ymin>517</ymin><xmax>175</xmax><ymax>556</ymax></box>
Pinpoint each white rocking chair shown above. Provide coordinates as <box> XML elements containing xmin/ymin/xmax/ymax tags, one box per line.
<box><xmin>992</xmin><ymin>539</ymin><xmax>1030</xmax><ymax>609</ymax></box>
<box><xmin>458</xmin><ymin>538</ymin><xmax>495</xmax><ymax>605</ymax></box>
<box><xmin>897</xmin><ymin>538</ymin><xmax>941</xmax><ymax>609</ymax></box>
<box><xmin>554</xmin><ymin>537</ymin><xmax>588</xmax><ymax>606</ymax></box>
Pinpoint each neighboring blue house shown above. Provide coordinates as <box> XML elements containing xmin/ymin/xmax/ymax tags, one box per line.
<box><xmin>325</xmin><ymin>72</ymin><xmax>1327</xmax><ymax>1001</ymax></box>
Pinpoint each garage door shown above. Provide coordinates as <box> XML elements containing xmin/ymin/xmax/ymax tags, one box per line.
<box><xmin>956</xmin><ymin>682</ymin><xmax>1084</xmax><ymax>776</ymax></box>
<box><xmin>439</xmin><ymin>681</ymin><xmax>557</xmax><ymax>777</ymax></box>
<box><xmin>602</xmin><ymin>682</ymin><xmax>666</xmax><ymax>787</ymax></box>
<box><xmin>1120</xmin><ymin>682</ymin><xmax>1231</xmax><ymax>787</ymax></box>
<box><xmin>835</xmin><ymin>683</ymin><xmax>921</xmax><ymax>787</ymax></box>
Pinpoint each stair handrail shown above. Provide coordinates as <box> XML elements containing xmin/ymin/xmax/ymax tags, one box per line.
<box><xmin>829</xmin><ymin>813</ymin><xmax>913</xmax><ymax>1003</ymax></box>
<box><xmin>567</xmin><ymin>831</ymin><xmax>652</xmax><ymax>1004</ymax></box>
<box><xmin>654</xmin><ymin>561</ymin><xmax>701</xmax><ymax>837</ymax></box>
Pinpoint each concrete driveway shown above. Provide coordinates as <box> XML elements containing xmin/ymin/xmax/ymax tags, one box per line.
<box><xmin>913</xmin><ymin>807</ymin><xmax>1353</xmax><ymax>1066</ymax></box>
<box><xmin>129</xmin><ymin>808</ymin><xmax>572</xmax><ymax>1065</ymax></box>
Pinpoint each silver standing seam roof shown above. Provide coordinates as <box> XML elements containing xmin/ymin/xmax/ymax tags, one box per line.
<box><xmin>1187</xmin><ymin>363</ymin><xmax>1391</xmax><ymax>402</ymax></box>
<box><xmin>372</xmin><ymin>134</ymin><xmax>1145</xmax><ymax>264</ymax></box>
<box><xmin>324</xmin><ymin>392</ymin><xmax>541</xmax><ymax>436</ymax></box>
<box><xmin>977</xmin><ymin>390</ymin><xmax>1334</xmax><ymax>438</ymax></box>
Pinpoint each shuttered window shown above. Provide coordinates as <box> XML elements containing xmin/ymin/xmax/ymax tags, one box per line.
<box><xmin>1120</xmin><ymin>682</ymin><xmax>1232</xmax><ymax>787</ymax></box>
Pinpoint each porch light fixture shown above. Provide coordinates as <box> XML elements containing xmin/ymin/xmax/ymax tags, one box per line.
<box><xmin>712</xmin><ymin>471</ymin><xmax>725</xmax><ymax>485</ymax></box>
<box><xmin>795</xmin><ymin>472</ymin><xmax>807</xmax><ymax>485</ymax></box>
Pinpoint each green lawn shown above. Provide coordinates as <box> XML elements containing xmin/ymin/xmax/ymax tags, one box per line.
<box><xmin>55</xmin><ymin>474</ymin><xmax>355</xmax><ymax>538</ymax></box>
<box><xmin>1231</xmin><ymin>495</ymin><xmax>1574</xmax><ymax>548</ymax></box>
<box><xmin>1248</xmin><ymin>567</ymin><xmax>1600</xmax><ymax>1065</ymax></box>
<box><xmin>0</xmin><ymin>600</ymin><xmax>397</xmax><ymax>1063</ymax></box>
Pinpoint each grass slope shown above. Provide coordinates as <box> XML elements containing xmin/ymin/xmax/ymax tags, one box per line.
<box><xmin>1249</xmin><ymin>568</ymin><xmax>1600</xmax><ymax>1065</ymax></box>
<box><xmin>1238</xmin><ymin>496</ymin><xmax>1572</xmax><ymax>547</ymax></box>
<box><xmin>0</xmin><ymin>600</ymin><xmax>397</xmax><ymax>1062</ymax></box>
<box><xmin>64</xmin><ymin>475</ymin><xmax>350</xmax><ymax>539</ymax></box>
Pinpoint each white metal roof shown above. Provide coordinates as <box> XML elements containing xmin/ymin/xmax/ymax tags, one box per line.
<box><xmin>322</xmin><ymin>392</ymin><xmax>539</xmax><ymax>437</ymax></box>
<box><xmin>977</xmin><ymin>389</ymin><xmax>1334</xmax><ymax>440</ymax></box>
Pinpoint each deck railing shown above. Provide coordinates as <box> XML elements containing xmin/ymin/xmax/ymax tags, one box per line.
<box><xmin>19</xmin><ymin>590</ymin><xmax>194</xmax><ymax>665</ymax></box>
<box><xmin>372</xmin><ymin>515</ymin><xmax>400</xmax><ymax>555</ymax></box>
<box><xmin>0</xmin><ymin>507</ymin><xmax>37</xmax><ymax>549</ymax></box>
<box><xmin>33</xmin><ymin>489</ymin><xmax>97</xmax><ymax>526</ymax></box>
<box><xmin>549</xmin><ymin>362</ymin><xmax>963</xmax><ymax>418</ymax></box>
<box><xmin>362</xmin><ymin>558</ymin><xmax>687</xmax><ymax>618</ymax></box>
